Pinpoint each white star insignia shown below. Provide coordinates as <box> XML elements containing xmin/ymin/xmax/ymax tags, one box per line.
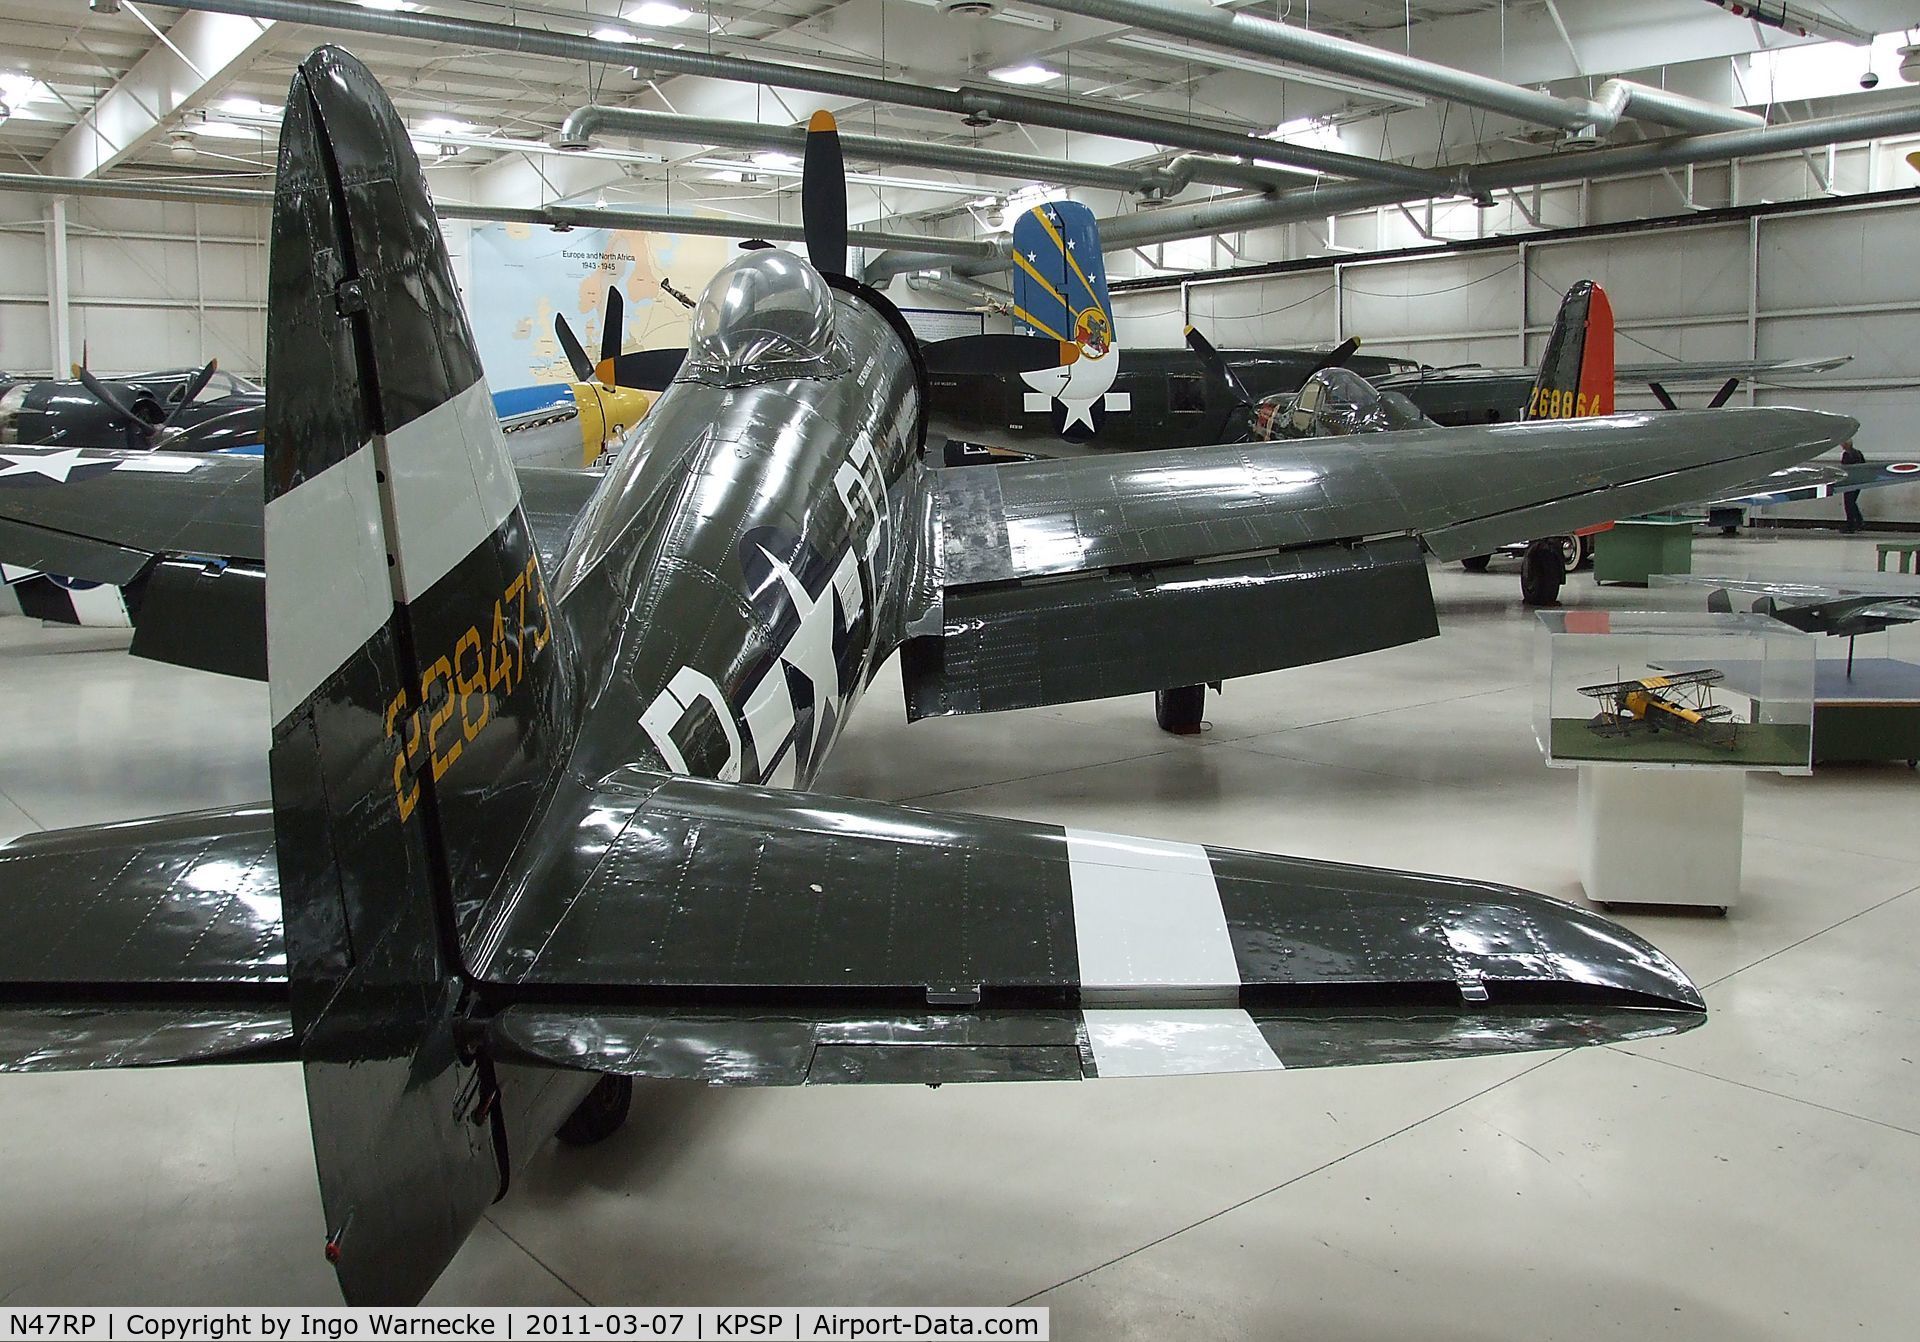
<box><xmin>0</xmin><ymin>448</ymin><xmax>98</xmax><ymax>482</ymax></box>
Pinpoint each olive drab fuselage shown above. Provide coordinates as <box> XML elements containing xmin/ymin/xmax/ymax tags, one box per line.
<box><xmin>548</xmin><ymin>254</ymin><xmax>926</xmax><ymax>794</ymax></box>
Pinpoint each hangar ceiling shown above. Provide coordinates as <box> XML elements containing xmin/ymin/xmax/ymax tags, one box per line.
<box><xmin>2</xmin><ymin>0</ymin><xmax>1918</xmax><ymax>265</ymax></box>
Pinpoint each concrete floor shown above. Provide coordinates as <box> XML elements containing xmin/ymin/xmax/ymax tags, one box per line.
<box><xmin>1</xmin><ymin>530</ymin><xmax>1917</xmax><ymax>1336</ymax></box>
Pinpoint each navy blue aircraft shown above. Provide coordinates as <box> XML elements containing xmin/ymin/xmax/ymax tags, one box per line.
<box><xmin>0</xmin><ymin>48</ymin><xmax>1859</xmax><ymax>1304</ymax></box>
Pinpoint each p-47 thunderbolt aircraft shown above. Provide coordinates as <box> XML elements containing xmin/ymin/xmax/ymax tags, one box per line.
<box><xmin>0</xmin><ymin>48</ymin><xmax>1854</xmax><ymax>1304</ymax></box>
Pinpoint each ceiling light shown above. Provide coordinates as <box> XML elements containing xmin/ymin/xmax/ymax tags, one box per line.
<box><xmin>352</xmin><ymin>0</ymin><xmax>420</xmax><ymax>11</ymax></box>
<box><xmin>217</xmin><ymin>95</ymin><xmax>273</xmax><ymax>118</ymax></box>
<box><xmin>989</xmin><ymin>63</ymin><xmax>1059</xmax><ymax>85</ymax></box>
<box><xmin>750</xmin><ymin>150</ymin><xmax>800</xmax><ymax>169</ymax></box>
<box><xmin>418</xmin><ymin>116</ymin><xmax>477</xmax><ymax>136</ymax></box>
<box><xmin>190</xmin><ymin>118</ymin><xmax>266</xmax><ymax>140</ymax></box>
<box><xmin>591</xmin><ymin>26</ymin><xmax>641</xmax><ymax>43</ymax></box>
<box><xmin>626</xmin><ymin>1</ymin><xmax>694</xmax><ymax>24</ymax></box>
<box><xmin>0</xmin><ymin>73</ymin><xmax>49</xmax><ymax>108</ymax></box>
<box><xmin>1269</xmin><ymin>115</ymin><xmax>1345</xmax><ymax>156</ymax></box>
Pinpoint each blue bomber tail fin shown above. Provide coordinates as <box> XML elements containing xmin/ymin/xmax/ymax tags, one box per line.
<box><xmin>1011</xmin><ymin>201</ymin><xmax>1119</xmax><ymax>439</ymax></box>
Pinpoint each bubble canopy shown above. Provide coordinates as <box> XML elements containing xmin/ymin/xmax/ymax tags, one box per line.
<box><xmin>683</xmin><ymin>249</ymin><xmax>851</xmax><ymax>385</ymax></box>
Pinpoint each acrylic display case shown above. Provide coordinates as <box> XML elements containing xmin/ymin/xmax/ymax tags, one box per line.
<box><xmin>1533</xmin><ymin>609</ymin><xmax>1817</xmax><ymax>774</ymax></box>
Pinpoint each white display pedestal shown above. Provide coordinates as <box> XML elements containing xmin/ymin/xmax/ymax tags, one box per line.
<box><xmin>1576</xmin><ymin>766</ymin><xmax>1744</xmax><ymax>913</ymax></box>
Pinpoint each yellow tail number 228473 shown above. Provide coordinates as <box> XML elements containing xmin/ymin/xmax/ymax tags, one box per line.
<box><xmin>384</xmin><ymin>554</ymin><xmax>554</xmax><ymax>822</ymax></box>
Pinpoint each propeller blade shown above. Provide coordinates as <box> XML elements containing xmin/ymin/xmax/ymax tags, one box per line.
<box><xmin>75</xmin><ymin>366</ymin><xmax>149</xmax><ymax>429</ymax></box>
<box><xmin>611</xmin><ymin>348</ymin><xmax>688</xmax><ymax>392</ymax></box>
<box><xmin>1648</xmin><ymin>381</ymin><xmax>1679</xmax><ymax>412</ymax></box>
<box><xmin>921</xmin><ymin>333</ymin><xmax>1079</xmax><ymax>377</ymax></box>
<box><xmin>1707</xmin><ymin>376</ymin><xmax>1741</xmax><ymax>409</ymax></box>
<box><xmin>1183</xmin><ymin>324</ymin><xmax>1254</xmax><ymax>408</ymax></box>
<box><xmin>803</xmin><ymin>109</ymin><xmax>847</xmax><ymax>278</ymax></box>
<box><xmin>554</xmin><ymin>312</ymin><xmax>595</xmax><ymax>382</ymax></box>
<box><xmin>161</xmin><ymin>359</ymin><xmax>218</xmax><ymax>428</ymax></box>
<box><xmin>1305</xmin><ymin>336</ymin><xmax>1361</xmax><ymax>378</ymax></box>
<box><xmin>600</xmin><ymin>287</ymin><xmax>623</xmax><ymax>368</ymax></box>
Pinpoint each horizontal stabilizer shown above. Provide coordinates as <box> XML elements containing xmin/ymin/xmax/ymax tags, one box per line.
<box><xmin>0</xmin><ymin>806</ymin><xmax>290</xmax><ymax>1072</ymax></box>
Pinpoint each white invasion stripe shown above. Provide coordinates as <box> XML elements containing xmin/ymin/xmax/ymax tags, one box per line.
<box><xmin>1082</xmin><ymin>1008</ymin><xmax>1283</xmax><ymax>1078</ymax></box>
<box><xmin>113</xmin><ymin>456</ymin><xmax>200</xmax><ymax>474</ymax></box>
<box><xmin>381</xmin><ymin>378</ymin><xmax>522</xmax><ymax>603</ymax></box>
<box><xmin>1066</xmin><ymin>827</ymin><xmax>1240</xmax><ymax>1004</ymax></box>
<box><xmin>265</xmin><ymin>443</ymin><xmax>392</xmax><ymax>725</ymax></box>
<box><xmin>65</xmin><ymin>582</ymin><xmax>131</xmax><ymax>628</ymax></box>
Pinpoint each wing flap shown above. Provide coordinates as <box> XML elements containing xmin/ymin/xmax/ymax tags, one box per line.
<box><xmin>902</xmin><ymin>536</ymin><xmax>1436</xmax><ymax>718</ymax></box>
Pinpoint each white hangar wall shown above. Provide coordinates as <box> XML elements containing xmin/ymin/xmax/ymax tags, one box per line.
<box><xmin>1110</xmin><ymin>142</ymin><xmax>1920</xmax><ymax>523</ymax></box>
<box><xmin>0</xmin><ymin>191</ymin><xmax>268</xmax><ymax>380</ymax></box>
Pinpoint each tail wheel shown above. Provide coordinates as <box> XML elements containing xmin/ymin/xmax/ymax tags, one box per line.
<box><xmin>556</xmin><ymin>1073</ymin><xmax>633</xmax><ymax>1147</ymax></box>
<box><xmin>1521</xmin><ymin>540</ymin><xmax>1566</xmax><ymax>607</ymax></box>
<box><xmin>1155</xmin><ymin>684</ymin><xmax>1207</xmax><ymax>735</ymax></box>
<box><xmin>1460</xmin><ymin>554</ymin><xmax>1493</xmax><ymax>573</ymax></box>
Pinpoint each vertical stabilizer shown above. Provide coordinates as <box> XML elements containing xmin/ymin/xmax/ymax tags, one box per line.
<box><xmin>264</xmin><ymin>44</ymin><xmax>573</xmax><ymax>1304</ymax></box>
<box><xmin>1525</xmin><ymin>279</ymin><xmax>1615</xmax><ymax>421</ymax></box>
<box><xmin>1011</xmin><ymin>201</ymin><xmax>1119</xmax><ymax>437</ymax></box>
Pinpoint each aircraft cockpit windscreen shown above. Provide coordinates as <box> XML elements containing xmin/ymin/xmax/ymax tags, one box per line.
<box><xmin>683</xmin><ymin>249</ymin><xmax>852</xmax><ymax>387</ymax></box>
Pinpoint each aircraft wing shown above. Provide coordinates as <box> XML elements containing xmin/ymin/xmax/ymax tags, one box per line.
<box><xmin>1714</xmin><ymin>458</ymin><xmax>1920</xmax><ymax>508</ymax></box>
<box><xmin>0</xmin><ymin>768</ymin><xmax>1698</xmax><ymax>1078</ymax></box>
<box><xmin>1616</xmin><ymin>354</ymin><xmax>1853</xmax><ymax>385</ymax></box>
<box><xmin>0</xmin><ymin>446</ymin><xmax>598</xmax><ymax>679</ymax></box>
<box><xmin>906</xmin><ymin>406</ymin><xmax>1851</xmax><ymax>717</ymax></box>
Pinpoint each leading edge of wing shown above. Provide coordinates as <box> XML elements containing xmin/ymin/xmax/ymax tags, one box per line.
<box><xmin>472</xmin><ymin>769</ymin><xmax>1702</xmax><ymax>1083</ymax></box>
<box><xmin>937</xmin><ymin>406</ymin><xmax>1855</xmax><ymax>586</ymax></box>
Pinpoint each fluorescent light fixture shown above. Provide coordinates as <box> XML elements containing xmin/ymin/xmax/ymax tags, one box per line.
<box><xmin>750</xmin><ymin>150</ymin><xmax>800</xmax><ymax>169</ymax></box>
<box><xmin>217</xmin><ymin>95</ymin><xmax>273</xmax><ymax>118</ymax></box>
<box><xmin>591</xmin><ymin>26</ymin><xmax>642</xmax><ymax>43</ymax></box>
<box><xmin>352</xmin><ymin>0</ymin><xmax>420</xmax><ymax>10</ymax></box>
<box><xmin>627</xmin><ymin>1</ymin><xmax>694</xmax><ymax>24</ymax></box>
<box><xmin>1109</xmin><ymin>33</ymin><xmax>1428</xmax><ymax>107</ymax></box>
<box><xmin>989</xmin><ymin>63</ymin><xmax>1060</xmax><ymax>86</ymax></box>
<box><xmin>190</xmin><ymin>118</ymin><xmax>266</xmax><ymax>140</ymax></box>
<box><xmin>418</xmin><ymin>116</ymin><xmax>477</xmax><ymax>136</ymax></box>
<box><xmin>1268</xmin><ymin>114</ymin><xmax>1345</xmax><ymax>156</ymax></box>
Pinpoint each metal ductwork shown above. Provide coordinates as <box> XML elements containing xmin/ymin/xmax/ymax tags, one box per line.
<box><xmin>165</xmin><ymin>0</ymin><xmax>1458</xmax><ymax>192</ymax></box>
<box><xmin>865</xmin><ymin>102</ymin><xmax>1920</xmax><ymax>283</ymax></box>
<box><xmin>1019</xmin><ymin>0</ymin><xmax>1765</xmax><ymax>136</ymax></box>
<box><xmin>556</xmin><ymin>105</ymin><xmax>1309</xmax><ymax>197</ymax></box>
<box><xmin>905</xmin><ymin>273</ymin><xmax>1015</xmax><ymax>314</ymax></box>
<box><xmin>0</xmin><ymin>171</ymin><xmax>1001</xmax><ymax>259</ymax></box>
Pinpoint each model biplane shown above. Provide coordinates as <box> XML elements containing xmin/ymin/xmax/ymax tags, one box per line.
<box><xmin>1579</xmin><ymin>669</ymin><xmax>1739</xmax><ymax>748</ymax></box>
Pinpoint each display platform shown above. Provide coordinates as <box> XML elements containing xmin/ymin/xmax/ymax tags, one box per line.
<box><xmin>1592</xmin><ymin>516</ymin><xmax>1695</xmax><ymax>587</ymax></box>
<box><xmin>1577</xmin><ymin>766</ymin><xmax>1743</xmax><ymax>913</ymax></box>
<box><xmin>1715</xmin><ymin>656</ymin><xmax>1920</xmax><ymax>767</ymax></box>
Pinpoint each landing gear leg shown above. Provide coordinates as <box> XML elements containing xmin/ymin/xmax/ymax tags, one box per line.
<box><xmin>1520</xmin><ymin>539</ymin><xmax>1566</xmax><ymax>607</ymax></box>
<box><xmin>1155</xmin><ymin>684</ymin><xmax>1207</xmax><ymax>735</ymax></box>
<box><xmin>556</xmin><ymin>1073</ymin><xmax>633</xmax><ymax>1147</ymax></box>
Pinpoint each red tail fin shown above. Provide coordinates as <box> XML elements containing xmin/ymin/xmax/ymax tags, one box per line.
<box><xmin>1525</xmin><ymin>280</ymin><xmax>1614</xmax><ymax>420</ymax></box>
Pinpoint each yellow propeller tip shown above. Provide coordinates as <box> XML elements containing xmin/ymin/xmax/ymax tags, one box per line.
<box><xmin>808</xmin><ymin>110</ymin><xmax>837</xmax><ymax>133</ymax></box>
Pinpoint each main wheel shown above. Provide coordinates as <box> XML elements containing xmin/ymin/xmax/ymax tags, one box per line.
<box><xmin>1155</xmin><ymin>684</ymin><xmax>1206</xmax><ymax>735</ymax></box>
<box><xmin>1520</xmin><ymin>540</ymin><xmax>1566</xmax><ymax>607</ymax></box>
<box><xmin>556</xmin><ymin>1073</ymin><xmax>633</xmax><ymax>1147</ymax></box>
<box><xmin>1557</xmin><ymin>534</ymin><xmax>1584</xmax><ymax>571</ymax></box>
<box><xmin>1460</xmin><ymin>554</ymin><xmax>1493</xmax><ymax>573</ymax></box>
